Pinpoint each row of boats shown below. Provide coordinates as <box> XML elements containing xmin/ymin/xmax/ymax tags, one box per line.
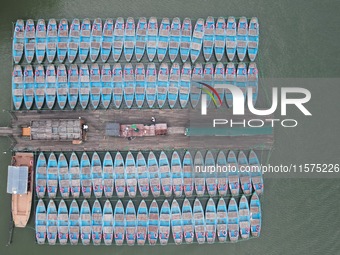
<box><xmin>35</xmin><ymin>194</ymin><xmax>261</xmax><ymax>245</ymax></box>
<box><xmin>35</xmin><ymin>150</ymin><xmax>263</xmax><ymax>199</ymax></box>
<box><xmin>12</xmin><ymin>62</ymin><xmax>258</xmax><ymax>110</ymax></box>
<box><xmin>13</xmin><ymin>17</ymin><xmax>259</xmax><ymax>64</ymax></box>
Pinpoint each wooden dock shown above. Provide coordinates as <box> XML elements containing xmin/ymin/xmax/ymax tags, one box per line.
<box><xmin>9</xmin><ymin>108</ymin><xmax>274</xmax><ymax>152</ymax></box>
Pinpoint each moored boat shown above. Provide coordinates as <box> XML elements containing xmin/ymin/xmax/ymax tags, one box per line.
<box><xmin>228</xmin><ymin>197</ymin><xmax>239</xmax><ymax>242</ymax></box>
<box><xmin>113</xmin><ymin>200</ymin><xmax>125</xmax><ymax>245</ymax></box>
<box><xmin>239</xmin><ymin>195</ymin><xmax>250</xmax><ymax>239</ymax></box>
<box><xmin>214</xmin><ymin>17</ymin><xmax>226</xmax><ymax>61</ymax></box>
<box><xmin>157</xmin><ymin>18</ymin><xmax>170</xmax><ymax>61</ymax></box>
<box><xmin>68</xmin><ymin>18</ymin><xmax>80</xmax><ymax>63</ymax></box>
<box><xmin>146</xmin><ymin>17</ymin><xmax>158</xmax><ymax>61</ymax></box>
<box><xmin>203</xmin><ymin>16</ymin><xmax>215</xmax><ymax>61</ymax></box>
<box><xmin>46</xmin><ymin>19</ymin><xmax>58</xmax><ymax>63</ymax></box>
<box><xmin>125</xmin><ymin>200</ymin><xmax>137</xmax><ymax>246</ymax></box>
<box><xmin>248</xmin><ymin>17</ymin><xmax>259</xmax><ymax>61</ymax></box>
<box><xmin>171</xmin><ymin>151</ymin><xmax>183</xmax><ymax>197</ymax></box>
<box><xmin>91</xmin><ymin>152</ymin><xmax>103</xmax><ymax>198</ymax></box>
<box><xmin>69</xmin><ymin>152</ymin><xmax>80</xmax><ymax>198</ymax></box>
<box><xmin>183</xmin><ymin>151</ymin><xmax>194</xmax><ymax>197</ymax></box>
<box><xmin>58</xmin><ymin>153</ymin><xmax>70</xmax><ymax>199</ymax></box>
<box><xmin>13</xmin><ymin>19</ymin><xmax>25</xmax><ymax>63</ymax></box>
<box><xmin>194</xmin><ymin>151</ymin><xmax>205</xmax><ymax>196</ymax></box>
<box><xmin>101</xmin><ymin>64</ymin><xmax>113</xmax><ymax>109</ymax></box>
<box><xmin>190</xmin><ymin>63</ymin><xmax>203</xmax><ymax>108</ymax></box>
<box><xmin>137</xmin><ymin>200</ymin><xmax>148</xmax><ymax>245</ymax></box>
<box><xmin>69</xmin><ymin>199</ymin><xmax>80</xmax><ymax>245</ymax></box>
<box><xmin>227</xmin><ymin>150</ymin><xmax>240</xmax><ymax>196</ymax></box>
<box><xmin>148</xmin><ymin>199</ymin><xmax>159</xmax><ymax>245</ymax></box>
<box><xmin>35</xmin><ymin>199</ymin><xmax>47</xmax><ymax>244</ymax></box>
<box><xmin>135</xmin><ymin>63</ymin><xmax>146</xmax><ymax>108</ymax></box>
<box><xmin>113</xmin><ymin>17</ymin><xmax>124</xmax><ymax>61</ymax></box>
<box><xmin>179</xmin><ymin>62</ymin><xmax>191</xmax><ymax>108</ymax></box>
<box><xmin>136</xmin><ymin>151</ymin><xmax>149</xmax><ymax>197</ymax></box>
<box><xmin>236</xmin><ymin>62</ymin><xmax>248</xmax><ymax>101</ymax></box>
<box><xmin>103</xmin><ymin>152</ymin><xmax>114</xmax><ymax>198</ymax></box>
<box><xmin>168</xmin><ymin>62</ymin><xmax>180</xmax><ymax>108</ymax></box>
<box><xmin>148</xmin><ymin>151</ymin><xmax>160</xmax><ymax>197</ymax></box>
<box><xmin>92</xmin><ymin>199</ymin><xmax>103</xmax><ymax>245</ymax></box>
<box><xmin>248</xmin><ymin>62</ymin><xmax>258</xmax><ymax>106</ymax></box>
<box><xmin>114</xmin><ymin>152</ymin><xmax>126</xmax><ymax>198</ymax></box>
<box><xmin>123</xmin><ymin>63</ymin><xmax>135</xmax><ymax>108</ymax></box>
<box><xmin>102</xmin><ymin>200</ymin><xmax>114</xmax><ymax>245</ymax></box>
<box><xmin>35</xmin><ymin>19</ymin><xmax>46</xmax><ymax>63</ymax></box>
<box><xmin>237</xmin><ymin>17</ymin><xmax>248</xmax><ymax>61</ymax></box>
<box><xmin>90</xmin><ymin>18</ymin><xmax>102</xmax><ymax>62</ymax></box>
<box><xmin>249</xmin><ymin>150</ymin><xmax>263</xmax><ymax>195</ymax></box>
<box><xmin>35</xmin><ymin>152</ymin><xmax>47</xmax><ymax>198</ymax></box>
<box><xmin>169</xmin><ymin>17</ymin><xmax>181</xmax><ymax>62</ymax></box>
<box><xmin>57</xmin><ymin>199</ymin><xmax>69</xmax><ymax>245</ymax></box>
<box><xmin>157</xmin><ymin>63</ymin><xmax>169</xmax><ymax>108</ymax></box>
<box><xmin>56</xmin><ymin>64</ymin><xmax>68</xmax><ymax>109</ymax></box>
<box><xmin>205</xmin><ymin>150</ymin><xmax>217</xmax><ymax>196</ymax></box>
<box><xmin>12</xmin><ymin>65</ymin><xmax>24</xmax><ymax>110</ymax></box>
<box><xmin>193</xmin><ymin>198</ymin><xmax>205</xmax><ymax>244</ymax></box>
<box><xmin>23</xmin><ymin>65</ymin><xmax>35</xmax><ymax>109</ymax></box>
<box><xmin>225</xmin><ymin>62</ymin><xmax>236</xmax><ymax>108</ymax></box>
<box><xmin>145</xmin><ymin>63</ymin><xmax>157</xmax><ymax>108</ymax></box>
<box><xmin>190</xmin><ymin>18</ymin><xmax>204</xmax><ymax>63</ymax></box>
<box><xmin>101</xmin><ymin>18</ymin><xmax>114</xmax><ymax>62</ymax></box>
<box><xmin>159</xmin><ymin>151</ymin><xmax>172</xmax><ymax>197</ymax></box>
<box><xmin>79</xmin><ymin>64</ymin><xmax>90</xmax><ymax>109</ymax></box>
<box><xmin>180</xmin><ymin>18</ymin><xmax>192</xmax><ymax>62</ymax></box>
<box><xmin>34</xmin><ymin>65</ymin><xmax>45</xmax><ymax>109</ymax></box>
<box><xmin>57</xmin><ymin>19</ymin><xmax>69</xmax><ymax>62</ymax></box>
<box><xmin>216</xmin><ymin>150</ymin><xmax>228</xmax><ymax>196</ymax></box>
<box><xmin>47</xmin><ymin>200</ymin><xmax>58</xmax><ymax>245</ymax></box>
<box><xmin>216</xmin><ymin>198</ymin><xmax>228</xmax><ymax>243</ymax></box>
<box><xmin>182</xmin><ymin>198</ymin><xmax>194</xmax><ymax>244</ymax></box>
<box><xmin>171</xmin><ymin>199</ymin><xmax>182</xmax><ymax>245</ymax></box>
<box><xmin>226</xmin><ymin>17</ymin><xmax>237</xmax><ymax>61</ymax></box>
<box><xmin>214</xmin><ymin>62</ymin><xmax>225</xmax><ymax>107</ymax></box>
<box><xmin>250</xmin><ymin>193</ymin><xmax>261</xmax><ymax>237</ymax></box>
<box><xmin>45</xmin><ymin>64</ymin><xmax>57</xmax><ymax>109</ymax></box>
<box><xmin>205</xmin><ymin>198</ymin><xmax>217</xmax><ymax>244</ymax></box>
<box><xmin>112</xmin><ymin>63</ymin><xmax>124</xmax><ymax>108</ymax></box>
<box><xmin>47</xmin><ymin>153</ymin><xmax>58</xmax><ymax>198</ymax></box>
<box><xmin>238</xmin><ymin>150</ymin><xmax>252</xmax><ymax>195</ymax></box>
<box><xmin>80</xmin><ymin>199</ymin><xmax>91</xmax><ymax>245</ymax></box>
<box><xmin>24</xmin><ymin>19</ymin><xmax>35</xmax><ymax>63</ymax></box>
<box><xmin>159</xmin><ymin>200</ymin><xmax>171</xmax><ymax>245</ymax></box>
<box><xmin>203</xmin><ymin>63</ymin><xmax>214</xmax><ymax>107</ymax></box>
<box><xmin>135</xmin><ymin>17</ymin><xmax>147</xmax><ymax>61</ymax></box>
<box><xmin>80</xmin><ymin>152</ymin><xmax>92</xmax><ymax>198</ymax></box>
<box><xmin>90</xmin><ymin>63</ymin><xmax>101</xmax><ymax>109</ymax></box>
<box><xmin>125</xmin><ymin>151</ymin><xmax>137</xmax><ymax>198</ymax></box>
<box><xmin>79</xmin><ymin>18</ymin><xmax>91</xmax><ymax>62</ymax></box>
<box><xmin>124</xmin><ymin>17</ymin><xmax>135</xmax><ymax>62</ymax></box>
<box><xmin>68</xmin><ymin>64</ymin><xmax>79</xmax><ymax>109</ymax></box>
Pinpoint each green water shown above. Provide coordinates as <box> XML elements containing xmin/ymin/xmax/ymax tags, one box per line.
<box><xmin>1</xmin><ymin>0</ymin><xmax>340</xmax><ymax>254</ymax></box>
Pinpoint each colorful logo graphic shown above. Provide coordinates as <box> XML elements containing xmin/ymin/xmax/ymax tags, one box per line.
<box><xmin>197</xmin><ymin>82</ymin><xmax>222</xmax><ymax>107</ymax></box>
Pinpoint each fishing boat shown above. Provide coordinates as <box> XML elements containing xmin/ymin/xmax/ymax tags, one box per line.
<box><xmin>125</xmin><ymin>151</ymin><xmax>137</xmax><ymax>198</ymax></box>
<box><xmin>58</xmin><ymin>199</ymin><xmax>69</xmax><ymax>245</ymax></box>
<box><xmin>225</xmin><ymin>62</ymin><xmax>236</xmax><ymax>108</ymax></box>
<box><xmin>190</xmin><ymin>63</ymin><xmax>203</xmax><ymax>108</ymax></box>
<box><xmin>80</xmin><ymin>152</ymin><xmax>92</xmax><ymax>198</ymax></box>
<box><xmin>159</xmin><ymin>151</ymin><xmax>172</xmax><ymax>197</ymax></box>
<box><xmin>45</xmin><ymin>64</ymin><xmax>57</xmax><ymax>109</ymax></box>
<box><xmin>203</xmin><ymin>63</ymin><xmax>214</xmax><ymax>107</ymax></box>
<box><xmin>169</xmin><ymin>17</ymin><xmax>181</xmax><ymax>62</ymax></box>
<box><xmin>114</xmin><ymin>152</ymin><xmax>125</xmax><ymax>198</ymax></box>
<box><xmin>248</xmin><ymin>62</ymin><xmax>258</xmax><ymax>105</ymax></box>
<box><xmin>47</xmin><ymin>200</ymin><xmax>58</xmax><ymax>245</ymax></box>
<box><xmin>168</xmin><ymin>62</ymin><xmax>180</xmax><ymax>108</ymax></box>
<box><xmin>126</xmin><ymin>200</ymin><xmax>137</xmax><ymax>246</ymax></box>
<box><xmin>236</xmin><ymin>62</ymin><xmax>248</xmax><ymax>100</ymax></box>
<box><xmin>171</xmin><ymin>199</ymin><xmax>182</xmax><ymax>245</ymax></box>
<box><xmin>136</xmin><ymin>152</ymin><xmax>149</xmax><ymax>197</ymax></box>
<box><xmin>47</xmin><ymin>153</ymin><xmax>58</xmax><ymax>198</ymax></box>
<box><xmin>35</xmin><ymin>152</ymin><xmax>47</xmax><ymax>198</ymax></box>
<box><xmin>24</xmin><ymin>19</ymin><xmax>35</xmax><ymax>63</ymax></box>
<box><xmin>216</xmin><ymin>151</ymin><xmax>228</xmax><ymax>196</ymax></box>
<box><xmin>57</xmin><ymin>19</ymin><xmax>69</xmax><ymax>62</ymax></box>
<box><xmin>35</xmin><ymin>199</ymin><xmax>47</xmax><ymax>244</ymax></box>
<box><xmin>194</xmin><ymin>151</ymin><xmax>205</xmax><ymax>196</ymax></box>
<box><xmin>112</xmin><ymin>63</ymin><xmax>124</xmax><ymax>108</ymax></box>
<box><xmin>148</xmin><ymin>200</ymin><xmax>159</xmax><ymax>245</ymax></box>
<box><xmin>23</xmin><ymin>65</ymin><xmax>34</xmax><ymax>109</ymax></box>
<box><xmin>68</xmin><ymin>18</ymin><xmax>80</xmax><ymax>63</ymax></box>
<box><xmin>228</xmin><ymin>197</ymin><xmax>239</xmax><ymax>242</ymax></box>
<box><xmin>239</xmin><ymin>195</ymin><xmax>250</xmax><ymax>239</ymax></box>
<box><xmin>124</xmin><ymin>17</ymin><xmax>135</xmax><ymax>62</ymax></box>
<box><xmin>146</xmin><ymin>17</ymin><xmax>158</xmax><ymax>61</ymax></box>
<box><xmin>35</xmin><ymin>19</ymin><xmax>46</xmax><ymax>63</ymax></box>
<box><xmin>103</xmin><ymin>152</ymin><xmax>114</xmax><ymax>198</ymax></box>
<box><xmin>102</xmin><ymin>200</ymin><xmax>114</xmax><ymax>245</ymax></box>
<box><xmin>203</xmin><ymin>16</ymin><xmax>215</xmax><ymax>61</ymax></box>
<box><xmin>205</xmin><ymin>150</ymin><xmax>217</xmax><ymax>196</ymax></box>
<box><xmin>180</xmin><ymin>18</ymin><xmax>192</xmax><ymax>62</ymax></box>
<box><xmin>69</xmin><ymin>152</ymin><xmax>80</xmax><ymax>198</ymax></box>
<box><xmin>69</xmin><ymin>199</ymin><xmax>80</xmax><ymax>245</ymax></box>
<box><xmin>58</xmin><ymin>153</ymin><xmax>70</xmax><ymax>199</ymax></box>
<box><xmin>113</xmin><ymin>17</ymin><xmax>124</xmax><ymax>61</ymax></box>
<box><xmin>79</xmin><ymin>64</ymin><xmax>90</xmax><ymax>109</ymax></box>
<box><xmin>214</xmin><ymin>17</ymin><xmax>226</xmax><ymax>61</ymax></box>
<box><xmin>216</xmin><ymin>198</ymin><xmax>228</xmax><ymax>243</ymax></box>
<box><xmin>123</xmin><ymin>63</ymin><xmax>135</xmax><ymax>108</ymax></box>
<box><xmin>171</xmin><ymin>151</ymin><xmax>183</xmax><ymax>197</ymax></box>
<box><xmin>214</xmin><ymin>62</ymin><xmax>225</xmax><ymax>107</ymax></box>
<box><xmin>135</xmin><ymin>63</ymin><xmax>146</xmax><ymax>108</ymax></box>
<box><xmin>137</xmin><ymin>200</ymin><xmax>148</xmax><ymax>245</ymax></box>
<box><xmin>90</xmin><ymin>18</ymin><xmax>102</xmax><ymax>62</ymax></box>
<box><xmin>46</xmin><ymin>19</ymin><xmax>58</xmax><ymax>63</ymax></box>
<box><xmin>90</xmin><ymin>63</ymin><xmax>101</xmax><ymax>109</ymax></box>
<box><xmin>79</xmin><ymin>18</ymin><xmax>91</xmax><ymax>62</ymax></box>
<box><xmin>101</xmin><ymin>64</ymin><xmax>113</xmax><ymax>109</ymax></box>
<box><xmin>157</xmin><ymin>18</ymin><xmax>170</xmax><ymax>61</ymax></box>
<box><xmin>179</xmin><ymin>62</ymin><xmax>191</xmax><ymax>108</ymax></box>
<box><xmin>101</xmin><ymin>18</ymin><xmax>114</xmax><ymax>62</ymax></box>
<box><xmin>92</xmin><ymin>199</ymin><xmax>103</xmax><ymax>245</ymax></box>
<box><xmin>238</xmin><ymin>151</ymin><xmax>252</xmax><ymax>195</ymax></box>
<box><xmin>12</xmin><ymin>65</ymin><xmax>24</xmax><ymax>110</ymax></box>
<box><xmin>91</xmin><ymin>152</ymin><xmax>103</xmax><ymax>198</ymax></box>
<box><xmin>13</xmin><ymin>19</ymin><xmax>25</xmax><ymax>63</ymax></box>
<box><xmin>227</xmin><ymin>150</ymin><xmax>240</xmax><ymax>196</ymax></box>
<box><xmin>190</xmin><ymin>18</ymin><xmax>204</xmax><ymax>63</ymax></box>
<box><xmin>159</xmin><ymin>200</ymin><xmax>171</xmax><ymax>245</ymax></box>
<box><xmin>226</xmin><ymin>17</ymin><xmax>237</xmax><ymax>61</ymax></box>
<box><xmin>135</xmin><ymin>17</ymin><xmax>147</xmax><ymax>61</ymax></box>
<box><xmin>193</xmin><ymin>198</ymin><xmax>205</xmax><ymax>244</ymax></box>
<box><xmin>183</xmin><ymin>151</ymin><xmax>194</xmax><ymax>197</ymax></box>
<box><xmin>250</xmin><ymin>193</ymin><xmax>261</xmax><ymax>237</ymax></box>
<box><xmin>182</xmin><ymin>198</ymin><xmax>194</xmax><ymax>244</ymax></box>
<box><xmin>145</xmin><ymin>63</ymin><xmax>157</xmax><ymax>108</ymax></box>
<box><xmin>68</xmin><ymin>64</ymin><xmax>79</xmax><ymax>109</ymax></box>
<box><xmin>34</xmin><ymin>64</ymin><xmax>45</xmax><ymax>110</ymax></box>
<box><xmin>248</xmin><ymin>17</ymin><xmax>259</xmax><ymax>61</ymax></box>
<box><xmin>249</xmin><ymin>150</ymin><xmax>263</xmax><ymax>195</ymax></box>
<box><xmin>205</xmin><ymin>198</ymin><xmax>217</xmax><ymax>244</ymax></box>
<box><xmin>80</xmin><ymin>199</ymin><xmax>91</xmax><ymax>245</ymax></box>
<box><xmin>237</xmin><ymin>17</ymin><xmax>248</xmax><ymax>61</ymax></box>
<box><xmin>157</xmin><ymin>63</ymin><xmax>169</xmax><ymax>108</ymax></box>
<box><xmin>114</xmin><ymin>200</ymin><xmax>125</xmax><ymax>245</ymax></box>
<box><xmin>56</xmin><ymin>64</ymin><xmax>68</xmax><ymax>109</ymax></box>
<box><xmin>148</xmin><ymin>151</ymin><xmax>160</xmax><ymax>197</ymax></box>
